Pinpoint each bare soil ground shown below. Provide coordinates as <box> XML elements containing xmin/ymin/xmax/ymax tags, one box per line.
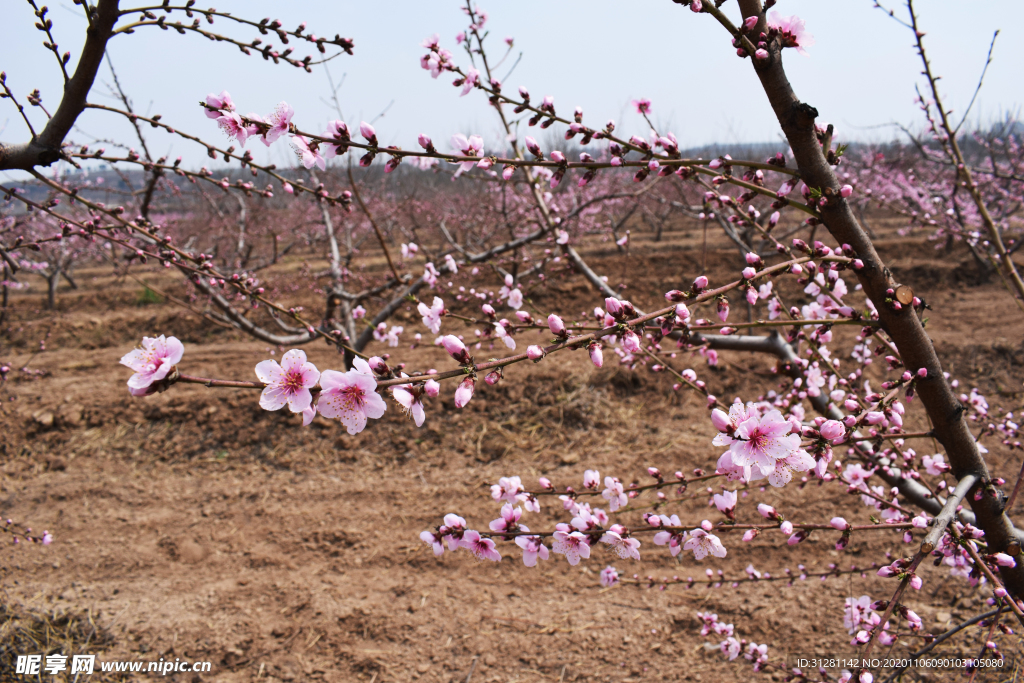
<box><xmin>2</xmin><ymin>227</ymin><xmax>1023</xmax><ymax>682</ymax></box>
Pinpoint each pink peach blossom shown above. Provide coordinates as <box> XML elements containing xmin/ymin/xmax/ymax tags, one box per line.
<box><xmin>255</xmin><ymin>349</ymin><xmax>320</xmax><ymax>413</ymax></box>
<box><xmin>318</xmin><ymin>361</ymin><xmax>387</xmax><ymax>434</ymax></box>
<box><xmin>120</xmin><ymin>335</ymin><xmax>184</xmax><ymax>394</ymax></box>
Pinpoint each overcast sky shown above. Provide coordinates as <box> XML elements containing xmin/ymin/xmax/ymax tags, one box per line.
<box><xmin>2</xmin><ymin>0</ymin><xmax>1022</xmax><ymax>179</ymax></box>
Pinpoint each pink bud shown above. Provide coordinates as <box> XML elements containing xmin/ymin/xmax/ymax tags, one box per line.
<box><xmin>441</xmin><ymin>334</ymin><xmax>470</xmax><ymax>363</ymax></box>
<box><xmin>819</xmin><ymin>420</ymin><xmax>846</xmax><ymax>442</ymax></box>
<box><xmin>588</xmin><ymin>342</ymin><xmax>603</xmax><ymax>368</ymax></box>
<box><xmin>742</xmin><ymin>16</ymin><xmax>758</xmax><ymax>31</ymax></box>
<box><xmin>755</xmin><ymin>48</ymin><xmax>769</xmax><ymax>60</ymax></box>
<box><xmin>359</xmin><ymin>121</ymin><xmax>376</xmax><ymax>141</ymax></box>
<box><xmin>877</xmin><ymin>566</ymin><xmax>895</xmax><ymax>577</ymax></box>
<box><xmin>527</xmin><ymin>345</ymin><xmax>545</xmax><ymax>360</ymax></box>
<box><xmin>909</xmin><ymin>574</ymin><xmax>923</xmax><ymax>590</ymax></box>
<box><xmin>539</xmin><ymin>476</ymin><xmax>553</xmax><ymax>489</ymax></box>
<box><xmin>840</xmin><ymin>184</ymin><xmax>853</xmax><ymax>198</ymax></box>
<box><xmin>547</xmin><ymin>314</ymin><xmax>566</xmax><ymax>336</ymax></box>
<box><xmin>481</xmin><ymin>303</ymin><xmax>496</xmax><ymax>317</ymax></box>
<box><xmin>622</xmin><ymin>330</ymin><xmax>641</xmax><ymax>353</ymax></box>
<box><xmin>830</xmin><ymin>517</ymin><xmax>849</xmax><ymax>531</ymax></box>
<box><xmin>424</xmin><ymin>379</ymin><xmax>440</xmax><ymax>397</ymax></box>
<box><xmin>711</xmin><ymin>409</ymin><xmax>730</xmax><ymax>432</ymax></box>
<box><xmin>454</xmin><ymin>377</ymin><xmax>475</xmax><ymax>408</ymax></box>
<box><xmin>994</xmin><ymin>553</ymin><xmax>1017</xmax><ymax>568</ymax></box>
<box><xmin>700</xmin><ymin>519</ymin><xmax>713</xmax><ymax>531</ymax></box>
<box><xmin>692</xmin><ymin>275</ymin><xmax>709</xmax><ymax>292</ymax></box>
<box><xmin>417</xmin><ymin>133</ymin><xmax>433</xmax><ymax>150</ymax></box>
<box><xmin>757</xmin><ymin>504</ymin><xmax>776</xmax><ymax>519</ymax></box>
<box><xmin>916</xmin><ymin>368</ymin><xmax>928</xmax><ymax>378</ymax></box>
<box><xmin>742</xmin><ymin>529</ymin><xmax>759</xmax><ymax>542</ymax></box>
<box><xmin>779</xmin><ymin>521</ymin><xmax>793</xmax><ymax>535</ymax></box>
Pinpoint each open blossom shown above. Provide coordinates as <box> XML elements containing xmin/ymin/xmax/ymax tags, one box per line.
<box><xmin>217</xmin><ymin>112</ymin><xmax>254</xmax><ymax>145</ymax></box>
<box><xmin>767</xmin><ymin>11</ymin><xmax>815</xmax><ymax>56</ymax></box>
<box><xmin>713</xmin><ymin>490</ymin><xmax>737</xmax><ymax>515</ymax></box>
<box><xmin>631</xmin><ymin>98</ymin><xmax>651</xmax><ymax>115</ymax></box>
<box><xmin>600</xmin><ymin>530</ymin><xmax>641</xmax><ymax>560</ymax></box>
<box><xmin>420</xmin><ymin>530</ymin><xmax>445</xmax><ymax>556</ymax></box>
<box><xmin>460</xmin><ymin>530</ymin><xmax>501</xmax><ymax>562</ymax></box>
<box><xmin>318</xmin><ymin>359</ymin><xmax>387</xmax><ymax>434</ymax></box>
<box><xmin>254</xmin><ymin>349</ymin><xmax>320</xmax><ymax>414</ymax></box>
<box><xmin>493</xmin><ymin>321</ymin><xmax>516</xmax><ymax>349</ymax></box>
<box><xmin>392</xmin><ymin>379</ymin><xmax>435</xmax><ymax>427</ymax></box>
<box><xmin>205</xmin><ymin>90</ymin><xmax>234</xmax><ymax>118</ymax></box>
<box><xmin>507</xmin><ymin>288</ymin><xmax>523</xmax><ymax>309</ymax></box>
<box><xmin>766</xmin><ymin>448</ymin><xmax>815</xmax><ymax>487</ymax></box>
<box><xmin>121</xmin><ymin>335</ymin><xmax>184</xmax><ymax>395</ymax></box>
<box><xmin>451</xmin><ymin>133</ymin><xmax>484</xmax><ymax>174</ymax></box>
<box><xmin>459</xmin><ymin>66</ymin><xmax>480</xmax><ymax>96</ymax></box>
<box><xmin>290</xmin><ymin>135</ymin><xmax>326</xmax><ymax>171</ymax></box>
<box><xmin>418</xmin><ymin>296</ymin><xmax>445</xmax><ymax>334</ymax></box>
<box><xmin>600</xmin><ymin>566</ymin><xmax>619</xmax><ymax>587</ymax></box>
<box><xmin>489</xmin><ymin>502</ymin><xmax>523</xmax><ymax>534</ymax></box>
<box><xmin>262</xmin><ymin>102</ymin><xmax>293</xmax><ymax>145</ymax></box>
<box><xmin>602</xmin><ymin>476</ymin><xmax>628</xmax><ymax>511</ymax></box>
<box><xmin>516</xmin><ymin>535</ymin><xmax>549</xmax><ymax>566</ymax></box>
<box><xmin>724</xmin><ymin>406</ymin><xmax>803</xmax><ymax>478</ymax></box>
<box><xmin>922</xmin><ymin>453</ymin><xmax>948</xmax><ymax>476</ymax></box>
<box><xmin>491</xmin><ymin>476</ymin><xmax>525</xmax><ymax>504</ymax></box>
<box><xmin>552</xmin><ymin>527</ymin><xmax>591</xmax><ymax>565</ymax></box>
<box><xmin>683</xmin><ymin>529</ymin><xmax>727</xmax><ymax>560</ymax></box>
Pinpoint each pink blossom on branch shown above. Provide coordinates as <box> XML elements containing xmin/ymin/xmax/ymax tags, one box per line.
<box><xmin>418</xmin><ymin>296</ymin><xmax>445</xmax><ymax>334</ymax></box>
<box><xmin>254</xmin><ymin>349</ymin><xmax>320</xmax><ymax>414</ymax></box>
<box><xmin>262</xmin><ymin>102</ymin><xmax>294</xmax><ymax>145</ymax></box>
<box><xmin>683</xmin><ymin>529</ymin><xmax>727</xmax><ymax>560</ymax></box>
<box><xmin>290</xmin><ymin>135</ymin><xmax>326</xmax><ymax>171</ymax></box>
<box><xmin>767</xmin><ymin>11</ymin><xmax>815</xmax><ymax>56</ymax></box>
<box><xmin>631</xmin><ymin>98</ymin><xmax>652</xmax><ymax>115</ymax></box>
<box><xmin>120</xmin><ymin>335</ymin><xmax>184</xmax><ymax>396</ymax></box>
<box><xmin>460</xmin><ymin>530</ymin><xmax>501</xmax><ymax>561</ymax></box>
<box><xmin>205</xmin><ymin>90</ymin><xmax>234</xmax><ymax>118</ymax></box>
<box><xmin>317</xmin><ymin>361</ymin><xmax>387</xmax><ymax>434</ymax></box>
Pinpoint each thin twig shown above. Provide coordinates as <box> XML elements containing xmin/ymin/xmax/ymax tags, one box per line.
<box><xmin>347</xmin><ymin>163</ymin><xmax>403</xmax><ymax>284</ymax></box>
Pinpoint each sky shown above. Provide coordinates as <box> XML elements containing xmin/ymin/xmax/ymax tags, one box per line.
<box><xmin>1</xmin><ymin>0</ymin><xmax>1022</xmax><ymax>179</ymax></box>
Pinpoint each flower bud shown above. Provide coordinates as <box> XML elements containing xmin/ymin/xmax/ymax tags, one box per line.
<box><xmin>441</xmin><ymin>335</ymin><xmax>471</xmax><ymax>363</ymax></box>
<box><xmin>424</xmin><ymin>379</ymin><xmax>440</xmax><ymax>397</ymax></box>
<box><xmin>454</xmin><ymin>377</ymin><xmax>475</xmax><ymax>408</ymax></box>
<box><xmin>547</xmin><ymin>314</ymin><xmax>566</xmax><ymax>336</ymax></box>
<box><xmin>820</xmin><ymin>419</ymin><xmax>846</xmax><ymax>442</ymax></box>
<box><xmin>588</xmin><ymin>342</ymin><xmax>603</xmax><ymax>368</ymax></box>
<box><xmin>527</xmin><ymin>345</ymin><xmax>545</xmax><ymax>360</ymax></box>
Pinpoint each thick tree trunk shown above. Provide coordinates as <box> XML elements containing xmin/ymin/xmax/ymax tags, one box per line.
<box><xmin>735</xmin><ymin>0</ymin><xmax>1024</xmax><ymax>594</ymax></box>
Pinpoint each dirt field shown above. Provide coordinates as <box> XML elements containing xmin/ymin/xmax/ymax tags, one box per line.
<box><xmin>2</xmin><ymin>228</ymin><xmax>1023</xmax><ymax>682</ymax></box>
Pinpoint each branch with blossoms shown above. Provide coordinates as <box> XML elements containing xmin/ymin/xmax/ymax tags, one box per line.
<box><xmin>0</xmin><ymin>518</ymin><xmax>53</xmax><ymax>547</ymax></box>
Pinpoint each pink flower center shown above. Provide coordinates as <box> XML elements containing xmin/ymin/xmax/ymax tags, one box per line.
<box><xmin>282</xmin><ymin>370</ymin><xmax>306</xmax><ymax>393</ymax></box>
